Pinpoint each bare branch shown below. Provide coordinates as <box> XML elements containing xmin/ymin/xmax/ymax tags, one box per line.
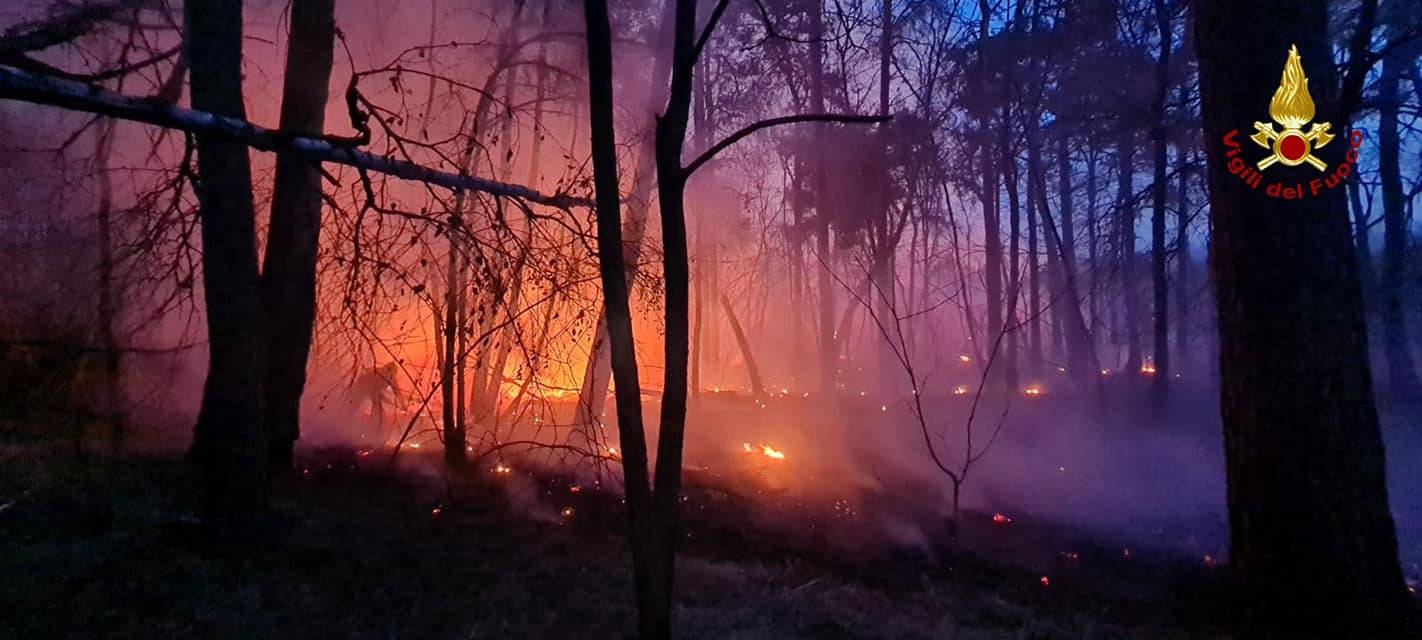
<box><xmin>0</xmin><ymin>66</ymin><xmax>591</xmax><ymax>209</ymax></box>
<box><xmin>682</xmin><ymin>113</ymin><xmax>889</xmax><ymax>178</ymax></box>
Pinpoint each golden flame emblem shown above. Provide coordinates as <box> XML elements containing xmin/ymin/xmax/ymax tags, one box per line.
<box><xmin>1250</xmin><ymin>45</ymin><xmax>1333</xmax><ymax>171</ymax></box>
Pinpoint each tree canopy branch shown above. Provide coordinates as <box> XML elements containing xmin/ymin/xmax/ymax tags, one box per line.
<box><xmin>0</xmin><ymin>66</ymin><xmax>590</xmax><ymax>209</ymax></box>
<box><xmin>682</xmin><ymin>113</ymin><xmax>889</xmax><ymax>178</ymax></box>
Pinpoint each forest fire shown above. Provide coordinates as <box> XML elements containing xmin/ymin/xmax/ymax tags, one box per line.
<box><xmin>744</xmin><ymin>442</ymin><xmax>787</xmax><ymax>461</ymax></box>
<box><xmin>2</xmin><ymin>1</ymin><xmax>1418</xmax><ymax>638</ymax></box>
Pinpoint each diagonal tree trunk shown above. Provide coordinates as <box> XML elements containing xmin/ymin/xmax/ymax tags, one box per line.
<box><xmin>574</xmin><ymin>0</ymin><xmax>676</xmax><ymax>427</ymax></box>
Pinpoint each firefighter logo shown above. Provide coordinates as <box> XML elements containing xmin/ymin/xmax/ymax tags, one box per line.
<box><xmin>1250</xmin><ymin>45</ymin><xmax>1334</xmax><ymax>171</ymax></box>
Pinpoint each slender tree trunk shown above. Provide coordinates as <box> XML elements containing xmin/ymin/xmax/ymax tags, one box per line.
<box><xmin>1377</xmin><ymin>27</ymin><xmax>1420</xmax><ymax>394</ymax></box>
<box><xmin>575</xmin><ymin>0</ymin><xmax>676</xmax><ymax>425</ymax></box>
<box><xmin>261</xmin><ymin>0</ymin><xmax>335</xmax><ymax>468</ymax></box>
<box><xmin>1149</xmin><ymin>0</ymin><xmax>1174</xmax><ymax>400</ymax></box>
<box><xmin>1195</xmin><ymin>1</ymin><xmax>1405</xmax><ymax>632</ymax></box>
<box><xmin>1349</xmin><ymin>176</ymin><xmax>1376</xmax><ymax>298</ymax></box>
<box><xmin>873</xmin><ymin>0</ymin><xmax>897</xmax><ymax>394</ymax></box>
<box><xmin>94</xmin><ymin>120</ymin><xmax>123</xmax><ymax>453</ymax></box>
<box><xmin>442</xmin><ymin>231</ymin><xmax>465</xmax><ymax>469</ymax></box>
<box><xmin>1026</xmin><ymin>117</ymin><xmax>1043</xmax><ymax>377</ymax></box>
<box><xmin>1001</xmin><ymin>105</ymin><xmax>1021</xmax><ymax>391</ymax></box>
<box><xmin>1174</xmin><ymin>147</ymin><xmax>1191</xmax><ymax>369</ymax></box>
<box><xmin>580</xmin><ymin>2</ymin><xmax>661</xmax><ymax>635</ymax></box>
<box><xmin>647</xmin><ymin>0</ymin><xmax>698</xmax><ymax>631</ymax></box>
<box><xmin>185</xmin><ymin>0</ymin><xmax>267</xmax><ymax>530</ymax></box>
<box><xmin>1116</xmin><ymin>133</ymin><xmax>1141</xmax><ymax>372</ymax></box>
<box><xmin>1085</xmin><ymin>142</ymin><xmax>1100</xmax><ymax>347</ymax></box>
<box><xmin>1056</xmin><ymin>134</ymin><xmax>1088</xmax><ymax>376</ymax></box>
<box><xmin>811</xmin><ymin>0</ymin><xmax>836</xmax><ymax>394</ymax></box>
<box><xmin>718</xmin><ymin>293</ymin><xmax>764</xmax><ymax>397</ymax></box>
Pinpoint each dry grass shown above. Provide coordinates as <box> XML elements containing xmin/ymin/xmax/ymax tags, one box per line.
<box><xmin>1</xmin><ymin>433</ymin><xmax>1254</xmax><ymax>639</ymax></box>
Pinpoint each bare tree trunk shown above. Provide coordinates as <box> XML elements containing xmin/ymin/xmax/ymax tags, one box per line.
<box><xmin>580</xmin><ymin>2</ymin><xmax>662</xmax><ymax>635</ymax></box>
<box><xmin>185</xmin><ymin>0</ymin><xmax>267</xmax><ymax>530</ymax></box>
<box><xmin>718</xmin><ymin>293</ymin><xmax>764</xmax><ymax>397</ymax></box>
<box><xmin>1025</xmin><ymin>116</ymin><xmax>1043</xmax><ymax>377</ymax></box>
<box><xmin>978</xmin><ymin>1</ymin><xmax>1002</xmax><ymax>390</ymax></box>
<box><xmin>1001</xmin><ymin>105</ymin><xmax>1021</xmax><ymax>391</ymax></box>
<box><xmin>574</xmin><ymin>0</ymin><xmax>676</xmax><ymax>426</ymax></box>
<box><xmin>442</xmin><ymin>231</ymin><xmax>465</xmax><ymax>470</ymax></box>
<box><xmin>1149</xmin><ymin>0</ymin><xmax>1174</xmax><ymax>401</ymax></box>
<box><xmin>811</xmin><ymin>0</ymin><xmax>836</xmax><ymax>394</ymax></box>
<box><xmin>1116</xmin><ymin>132</ymin><xmax>1141</xmax><ymax>373</ymax></box>
<box><xmin>1195</xmin><ymin>1</ymin><xmax>1405</xmax><ymax>632</ymax></box>
<box><xmin>1377</xmin><ymin>25</ymin><xmax>1420</xmax><ymax>394</ymax></box>
<box><xmin>1085</xmin><ymin>141</ymin><xmax>1100</xmax><ymax>349</ymax></box>
<box><xmin>261</xmin><ymin>0</ymin><xmax>335</xmax><ymax>468</ymax></box>
<box><xmin>1174</xmin><ymin>146</ymin><xmax>1191</xmax><ymax>369</ymax></box>
<box><xmin>94</xmin><ymin>120</ymin><xmax>122</xmax><ymax>453</ymax></box>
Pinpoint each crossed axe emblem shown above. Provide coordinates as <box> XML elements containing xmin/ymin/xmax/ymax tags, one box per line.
<box><xmin>1250</xmin><ymin>121</ymin><xmax>1334</xmax><ymax>171</ymax></box>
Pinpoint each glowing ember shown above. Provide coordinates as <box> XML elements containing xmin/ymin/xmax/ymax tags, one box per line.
<box><xmin>561</xmin><ymin>507</ymin><xmax>574</xmax><ymax>519</ymax></box>
<box><xmin>1141</xmin><ymin>361</ymin><xmax>1158</xmax><ymax>375</ymax></box>
<box><xmin>408</xmin><ymin>443</ymin><xmax>421</xmax><ymax>449</ymax></box>
<box><xmin>1023</xmin><ymin>385</ymin><xmax>1044</xmax><ymax>397</ymax></box>
<box><xmin>880</xmin><ymin>405</ymin><xmax>888</xmax><ymax>412</ymax></box>
<box><xmin>493</xmin><ymin>463</ymin><xmax>512</xmax><ymax>475</ymax></box>
<box><xmin>569</xmin><ymin>485</ymin><xmax>582</xmax><ymax>494</ymax></box>
<box><xmin>1039</xmin><ymin>576</ymin><xmax>1050</xmax><ymax>587</ymax></box>
<box><xmin>992</xmin><ymin>513</ymin><xmax>1012</xmax><ymax>526</ymax></box>
<box><xmin>1100</xmin><ymin>368</ymin><xmax>1112</xmax><ymax>376</ymax></box>
<box><xmin>431</xmin><ymin>507</ymin><xmax>442</xmax><ymax>517</ymax></box>
<box><xmin>953</xmin><ymin>385</ymin><xmax>970</xmax><ymax>396</ymax></box>
<box><xmin>1203</xmin><ymin>554</ymin><xmax>1216</xmax><ymax>567</ymax></box>
<box><xmin>1123</xmin><ymin>548</ymin><xmax>1132</xmax><ymax>559</ymax></box>
<box><xmin>958</xmin><ymin>354</ymin><xmax>971</xmax><ymax>364</ymax></box>
<box><xmin>1060</xmin><ymin>551</ymin><xmax>1080</xmax><ymax>563</ymax></box>
<box><xmin>742</xmin><ymin>442</ymin><xmax>754</xmax><ymax>453</ymax></box>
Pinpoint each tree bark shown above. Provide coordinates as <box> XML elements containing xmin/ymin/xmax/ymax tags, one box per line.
<box><xmin>1377</xmin><ymin>24</ymin><xmax>1420</xmax><ymax>394</ymax></box>
<box><xmin>718</xmin><ymin>293</ymin><xmax>764</xmax><ymax>397</ymax></box>
<box><xmin>574</xmin><ymin>0</ymin><xmax>676</xmax><ymax>427</ymax></box>
<box><xmin>1195</xmin><ymin>0</ymin><xmax>1405</xmax><ymax>632</ymax></box>
<box><xmin>1174</xmin><ymin>145</ymin><xmax>1191</xmax><ymax>369</ymax></box>
<box><xmin>0</xmin><ymin>67</ymin><xmax>582</xmax><ymax>207</ymax></box>
<box><xmin>94</xmin><ymin>119</ymin><xmax>122</xmax><ymax>453</ymax></box>
<box><xmin>185</xmin><ymin>0</ymin><xmax>267</xmax><ymax>530</ymax></box>
<box><xmin>811</xmin><ymin>0</ymin><xmax>836</xmax><ymax>394</ymax></box>
<box><xmin>1116</xmin><ymin>132</ymin><xmax>1142</xmax><ymax>373</ymax></box>
<box><xmin>1149</xmin><ymin>0</ymin><xmax>1174</xmax><ymax>400</ymax></box>
<box><xmin>261</xmin><ymin>0</ymin><xmax>335</xmax><ymax>468</ymax></box>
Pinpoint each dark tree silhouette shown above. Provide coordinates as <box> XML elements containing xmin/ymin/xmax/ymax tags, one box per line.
<box><xmin>261</xmin><ymin>0</ymin><xmax>336</xmax><ymax>469</ymax></box>
<box><xmin>1195</xmin><ymin>0</ymin><xmax>1406</xmax><ymax>633</ymax></box>
<box><xmin>185</xmin><ymin>0</ymin><xmax>268</xmax><ymax>529</ymax></box>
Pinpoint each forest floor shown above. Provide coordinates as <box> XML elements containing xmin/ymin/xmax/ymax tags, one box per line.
<box><xmin>3</xmin><ymin>402</ymin><xmax>1421</xmax><ymax>639</ymax></box>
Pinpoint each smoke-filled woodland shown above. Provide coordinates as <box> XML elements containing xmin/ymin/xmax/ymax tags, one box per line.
<box><xmin>3</xmin><ymin>0</ymin><xmax>1422</xmax><ymax>637</ymax></box>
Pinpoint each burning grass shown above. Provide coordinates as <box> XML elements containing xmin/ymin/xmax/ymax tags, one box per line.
<box><xmin>0</xmin><ymin>431</ymin><xmax>1257</xmax><ymax>639</ymax></box>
